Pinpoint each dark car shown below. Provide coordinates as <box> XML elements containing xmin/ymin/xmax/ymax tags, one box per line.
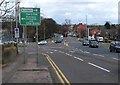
<box><xmin>55</xmin><ymin>38</ymin><xmax>63</xmax><ymax>43</ymax></box>
<box><xmin>89</xmin><ymin>40</ymin><xmax>99</xmax><ymax>48</ymax></box>
<box><xmin>82</xmin><ymin>40</ymin><xmax>89</xmax><ymax>46</ymax></box>
<box><xmin>109</xmin><ymin>41</ymin><xmax>120</xmax><ymax>53</ymax></box>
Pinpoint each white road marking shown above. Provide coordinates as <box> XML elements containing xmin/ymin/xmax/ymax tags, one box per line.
<box><xmin>112</xmin><ymin>58</ymin><xmax>120</xmax><ymax>61</ymax></box>
<box><xmin>65</xmin><ymin>53</ymin><xmax>72</xmax><ymax>56</ymax></box>
<box><xmin>93</xmin><ymin>54</ymin><xmax>98</xmax><ymax>56</ymax></box>
<box><xmin>59</xmin><ymin>51</ymin><xmax>64</xmax><ymax>54</ymax></box>
<box><xmin>69</xmin><ymin>51</ymin><xmax>75</xmax><ymax>53</ymax></box>
<box><xmin>50</xmin><ymin>52</ymin><xmax>53</xmax><ymax>54</ymax></box>
<box><xmin>28</xmin><ymin>52</ymin><xmax>36</xmax><ymax>54</ymax></box>
<box><xmin>84</xmin><ymin>51</ymin><xmax>90</xmax><ymax>54</ymax></box>
<box><xmin>74</xmin><ymin>57</ymin><xmax>84</xmax><ymax>61</ymax></box>
<box><xmin>47</xmin><ymin>52</ymin><xmax>53</xmax><ymax>54</ymax></box>
<box><xmin>79</xmin><ymin>50</ymin><xmax>83</xmax><ymax>52</ymax></box>
<box><xmin>54</xmin><ymin>50</ymin><xmax>58</xmax><ymax>52</ymax></box>
<box><xmin>98</xmin><ymin>55</ymin><xmax>105</xmax><ymax>57</ymax></box>
<box><xmin>88</xmin><ymin>62</ymin><xmax>110</xmax><ymax>73</ymax></box>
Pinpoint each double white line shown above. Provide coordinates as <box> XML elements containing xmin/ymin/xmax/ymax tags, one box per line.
<box><xmin>42</xmin><ymin>53</ymin><xmax>71</xmax><ymax>85</ymax></box>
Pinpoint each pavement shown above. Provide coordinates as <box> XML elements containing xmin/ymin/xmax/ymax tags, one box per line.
<box><xmin>2</xmin><ymin>45</ymin><xmax>53</xmax><ymax>84</ymax></box>
<box><xmin>7</xmin><ymin>58</ymin><xmax>52</xmax><ymax>83</ymax></box>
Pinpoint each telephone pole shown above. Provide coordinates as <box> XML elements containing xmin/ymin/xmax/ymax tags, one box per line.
<box><xmin>15</xmin><ymin>0</ymin><xmax>20</xmax><ymax>42</ymax></box>
<box><xmin>86</xmin><ymin>15</ymin><xmax>89</xmax><ymax>41</ymax></box>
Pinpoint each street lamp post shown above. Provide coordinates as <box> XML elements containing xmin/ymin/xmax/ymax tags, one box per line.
<box><xmin>86</xmin><ymin>15</ymin><xmax>89</xmax><ymax>41</ymax></box>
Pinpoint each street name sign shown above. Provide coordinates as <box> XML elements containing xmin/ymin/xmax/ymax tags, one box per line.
<box><xmin>19</xmin><ymin>8</ymin><xmax>40</xmax><ymax>25</ymax></box>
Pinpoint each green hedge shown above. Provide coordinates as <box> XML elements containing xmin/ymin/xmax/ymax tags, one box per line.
<box><xmin>2</xmin><ymin>43</ymin><xmax>18</xmax><ymax>65</ymax></box>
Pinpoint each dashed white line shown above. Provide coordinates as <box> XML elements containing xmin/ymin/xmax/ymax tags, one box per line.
<box><xmin>59</xmin><ymin>51</ymin><xmax>64</xmax><ymax>54</ymax></box>
<box><xmin>84</xmin><ymin>51</ymin><xmax>90</xmax><ymax>54</ymax></box>
<box><xmin>47</xmin><ymin>52</ymin><xmax>54</xmax><ymax>54</ymax></box>
<box><xmin>54</xmin><ymin>50</ymin><xmax>58</xmax><ymax>52</ymax></box>
<box><xmin>93</xmin><ymin>54</ymin><xmax>98</xmax><ymax>56</ymax></box>
<box><xmin>74</xmin><ymin>57</ymin><xmax>84</xmax><ymax>61</ymax></box>
<box><xmin>69</xmin><ymin>51</ymin><xmax>75</xmax><ymax>53</ymax></box>
<box><xmin>88</xmin><ymin>62</ymin><xmax>110</xmax><ymax>73</ymax></box>
<box><xmin>112</xmin><ymin>58</ymin><xmax>120</xmax><ymax>61</ymax></box>
<box><xmin>79</xmin><ymin>50</ymin><xmax>83</xmax><ymax>52</ymax></box>
<box><xmin>98</xmin><ymin>55</ymin><xmax>104</xmax><ymax>57</ymax></box>
<box><xmin>65</xmin><ymin>53</ymin><xmax>72</xmax><ymax>57</ymax></box>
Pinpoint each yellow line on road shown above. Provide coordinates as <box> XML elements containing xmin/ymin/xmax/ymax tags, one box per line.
<box><xmin>42</xmin><ymin>53</ymin><xmax>71</xmax><ymax>85</ymax></box>
<box><xmin>46</xmin><ymin>57</ymin><xmax>65</xmax><ymax>85</ymax></box>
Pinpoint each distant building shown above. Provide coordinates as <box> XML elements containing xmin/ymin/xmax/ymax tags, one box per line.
<box><xmin>77</xmin><ymin>23</ymin><xmax>88</xmax><ymax>38</ymax></box>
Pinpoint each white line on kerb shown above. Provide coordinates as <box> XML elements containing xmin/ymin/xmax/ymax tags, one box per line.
<box><xmin>88</xmin><ymin>62</ymin><xmax>110</xmax><ymax>73</ymax></box>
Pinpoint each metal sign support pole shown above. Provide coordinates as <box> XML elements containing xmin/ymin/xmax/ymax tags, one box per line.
<box><xmin>23</xmin><ymin>25</ymin><xmax>26</xmax><ymax>64</ymax></box>
<box><xmin>36</xmin><ymin>26</ymin><xmax>39</xmax><ymax>66</ymax></box>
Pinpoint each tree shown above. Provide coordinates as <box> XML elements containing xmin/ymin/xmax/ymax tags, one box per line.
<box><xmin>104</xmin><ymin>22</ymin><xmax>111</xmax><ymax>29</ymax></box>
<box><xmin>0</xmin><ymin>0</ymin><xmax>19</xmax><ymax>18</ymax></box>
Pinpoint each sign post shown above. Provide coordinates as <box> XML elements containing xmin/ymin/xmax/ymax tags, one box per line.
<box><xmin>15</xmin><ymin>28</ymin><xmax>19</xmax><ymax>39</ymax></box>
<box><xmin>19</xmin><ymin>8</ymin><xmax>40</xmax><ymax>65</ymax></box>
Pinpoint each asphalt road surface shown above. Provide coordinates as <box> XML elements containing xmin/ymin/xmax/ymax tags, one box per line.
<box><xmin>37</xmin><ymin>36</ymin><xmax>119</xmax><ymax>83</ymax></box>
<box><xmin>2</xmin><ymin>36</ymin><xmax>120</xmax><ymax>84</ymax></box>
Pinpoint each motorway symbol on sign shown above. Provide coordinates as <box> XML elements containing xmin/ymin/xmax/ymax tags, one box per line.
<box><xmin>19</xmin><ymin>8</ymin><xmax>40</xmax><ymax>26</ymax></box>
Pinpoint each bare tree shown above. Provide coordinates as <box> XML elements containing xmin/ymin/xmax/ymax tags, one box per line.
<box><xmin>0</xmin><ymin>0</ymin><xmax>19</xmax><ymax>18</ymax></box>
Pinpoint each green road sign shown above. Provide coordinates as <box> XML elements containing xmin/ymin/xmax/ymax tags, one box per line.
<box><xmin>19</xmin><ymin>8</ymin><xmax>40</xmax><ymax>25</ymax></box>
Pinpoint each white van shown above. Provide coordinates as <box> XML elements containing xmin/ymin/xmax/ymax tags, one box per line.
<box><xmin>97</xmin><ymin>37</ymin><xmax>103</xmax><ymax>42</ymax></box>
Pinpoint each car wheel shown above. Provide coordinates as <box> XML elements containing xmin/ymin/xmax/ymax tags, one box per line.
<box><xmin>110</xmin><ymin>49</ymin><xmax>112</xmax><ymax>52</ymax></box>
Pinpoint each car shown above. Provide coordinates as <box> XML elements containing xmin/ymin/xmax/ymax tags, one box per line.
<box><xmin>89</xmin><ymin>40</ymin><xmax>99</xmax><ymax>48</ymax></box>
<box><xmin>72</xmin><ymin>34</ymin><xmax>76</xmax><ymax>37</ymax></box>
<box><xmin>109</xmin><ymin>41</ymin><xmax>120</xmax><ymax>53</ymax></box>
<box><xmin>82</xmin><ymin>40</ymin><xmax>89</xmax><ymax>46</ymax></box>
<box><xmin>38</xmin><ymin>40</ymin><xmax>47</xmax><ymax>45</ymax></box>
<box><xmin>55</xmin><ymin>39</ymin><xmax>63</xmax><ymax>43</ymax></box>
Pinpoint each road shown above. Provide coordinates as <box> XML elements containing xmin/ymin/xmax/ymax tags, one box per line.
<box><xmin>38</xmin><ymin>36</ymin><xmax>119</xmax><ymax>83</ymax></box>
<box><xmin>2</xmin><ymin>36</ymin><xmax>119</xmax><ymax>84</ymax></box>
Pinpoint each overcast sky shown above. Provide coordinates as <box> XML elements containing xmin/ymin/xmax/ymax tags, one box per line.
<box><xmin>18</xmin><ymin>0</ymin><xmax>120</xmax><ymax>25</ymax></box>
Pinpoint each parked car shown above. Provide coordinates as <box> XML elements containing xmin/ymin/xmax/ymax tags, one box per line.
<box><xmin>82</xmin><ymin>40</ymin><xmax>89</xmax><ymax>46</ymax></box>
<box><xmin>109</xmin><ymin>41</ymin><xmax>120</xmax><ymax>52</ymax></box>
<box><xmin>89</xmin><ymin>40</ymin><xmax>99</xmax><ymax>48</ymax></box>
<box><xmin>38</xmin><ymin>40</ymin><xmax>47</xmax><ymax>45</ymax></box>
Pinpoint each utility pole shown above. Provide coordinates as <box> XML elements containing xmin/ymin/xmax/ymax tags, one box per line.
<box><xmin>86</xmin><ymin>15</ymin><xmax>89</xmax><ymax>41</ymax></box>
<box><xmin>15</xmin><ymin>0</ymin><xmax>20</xmax><ymax>42</ymax></box>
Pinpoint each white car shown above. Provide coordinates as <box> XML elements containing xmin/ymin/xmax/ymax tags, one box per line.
<box><xmin>38</xmin><ymin>40</ymin><xmax>47</xmax><ymax>45</ymax></box>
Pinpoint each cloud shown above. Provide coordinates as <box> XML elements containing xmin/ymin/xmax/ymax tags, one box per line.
<box><xmin>19</xmin><ymin>0</ymin><xmax>120</xmax><ymax>25</ymax></box>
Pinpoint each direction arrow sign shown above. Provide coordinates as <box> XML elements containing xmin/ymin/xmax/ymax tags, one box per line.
<box><xmin>19</xmin><ymin>8</ymin><xmax>40</xmax><ymax>26</ymax></box>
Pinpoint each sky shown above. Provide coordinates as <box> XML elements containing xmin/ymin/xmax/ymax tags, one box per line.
<box><xmin>13</xmin><ymin>0</ymin><xmax>120</xmax><ymax>25</ymax></box>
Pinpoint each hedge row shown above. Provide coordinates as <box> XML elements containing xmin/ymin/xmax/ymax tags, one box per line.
<box><xmin>2</xmin><ymin>43</ymin><xmax>18</xmax><ymax>65</ymax></box>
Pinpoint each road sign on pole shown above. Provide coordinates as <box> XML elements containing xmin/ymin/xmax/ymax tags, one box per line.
<box><xmin>19</xmin><ymin>8</ymin><xmax>40</xmax><ymax>26</ymax></box>
<box><xmin>15</xmin><ymin>28</ymin><xmax>19</xmax><ymax>38</ymax></box>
